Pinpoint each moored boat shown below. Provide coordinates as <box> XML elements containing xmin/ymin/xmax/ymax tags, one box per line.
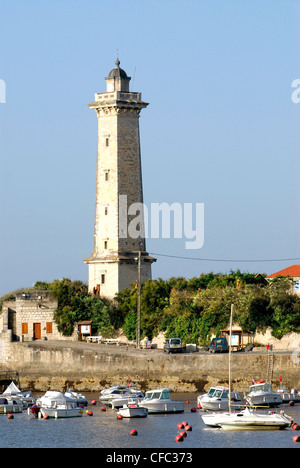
<box><xmin>198</xmin><ymin>386</ymin><xmax>242</xmax><ymax>411</ymax></box>
<box><xmin>0</xmin><ymin>396</ymin><xmax>23</xmax><ymax>414</ymax></box>
<box><xmin>245</xmin><ymin>381</ymin><xmax>283</xmax><ymax>408</ymax></box>
<box><xmin>140</xmin><ymin>388</ymin><xmax>184</xmax><ymax>414</ymax></box>
<box><xmin>65</xmin><ymin>389</ymin><xmax>88</xmax><ymax>407</ymax></box>
<box><xmin>117</xmin><ymin>401</ymin><xmax>148</xmax><ymax>418</ymax></box>
<box><xmin>100</xmin><ymin>384</ymin><xmax>144</xmax><ymax>406</ymax></box>
<box><xmin>3</xmin><ymin>381</ymin><xmax>36</xmax><ymax>408</ymax></box>
<box><xmin>36</xmin><ymin>391</ymin><xmax>83</xmax><ymax>419</ymax></box>
<box><xmin>202</xmin><ymin>407</ymin><xmax>292</xmax><ymax>431</ymax></box>
<box><xmin>276</xmin><ymin>385</ymin><xmax>300</xmax><ymax>403</ymax></box>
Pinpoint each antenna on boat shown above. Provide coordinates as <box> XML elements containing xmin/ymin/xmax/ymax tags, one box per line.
<box><xmin>228</xmin><ymin>304</ymin><xmax>234</xmax><ymax>413</ymax></box>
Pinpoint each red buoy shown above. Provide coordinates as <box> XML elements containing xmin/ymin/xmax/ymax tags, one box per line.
<box><xmin>117</xmin><ymin>414</ymin><xmax>123</xmax><ymax>420</ymax></box>
<box><xmin>43</xmin><ymin>414</ymin><xmax>49</xmax><ymax>420</ymax></box>
<box><xmin>91</xmin><ymin>400</ymin><xmax>97</xmax><ymax>406</ymax></box>
<box><xmin>292</xmin><ymin>423</ymin><xmax>300</xmax><ymax>431</ymax></box>
<box><xmin>130</xmin><ymin>429</ymin><xmax>138</xmax><ymax>436</ymax></box>
<box><xmin>289</xmin><ymin>401</ymin><xmax>295</xmax><ymax>407</ymax></box>
<box><xmin>293</xmin><ymin>435</ymin><xmax>300</xmax><ymax>443</ymax></box>
<box><xmin>182</xmin><ymin>421</ymin><xmax>188</xmax><ymax>427</ymax></box>
<box><xmin>175</xmin><ymin>434</ymin><xmax>184</xmax><ymax>442</ymax></box>
<box><xmin>87</xmin><ymin>410</ymin><xmax>93</xmax><ymax>416</ymax></box>
<box><xmin>177</xmin><ymin>422</ymin><xmax>184</xmax><ymax>430</ymax></box>
<box><xmin>185</xmin><ymin>425</ymin><xmax>192</xmax><ymax>431</ymax></box>
<box><xmin>179</xmin><ymin>431</ymin><xmax>187</xmax><ymax>438</ymax></box>
<box><xmin>7</xmin><ymin>414</ymin><xmax>14</xmax><ymax>420</ymax></box>
<box><xmin>197</xmin><ymin>403</ymin><xmax>202</xmax><ymax>409</ymax></box>
<box><xmin>101</xmin><ymin>406</ymin><xmax>106</xmax><ymax>412</ymax></box>
<box><xmin>191</xmin><ymin>407</ymin><xmax>197</xmax><ymax>412</ymax></box>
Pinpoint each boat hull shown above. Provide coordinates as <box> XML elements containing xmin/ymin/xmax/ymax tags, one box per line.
<box><xmin>0</xmin><ymin>404</ymin><xmax>23</xmax><ymax>414</ymax></box>
<box><xmin>40</xmin><ymin>408</ymin><xmax>83</xmax><ymax>419</ymax></box>
<box><xmin>118</xmin><ymin>407</ymin><xmax>148</xmax><ymax>418</ymax></box>
<box><xmin>141</xmin><ymin>401</ymin><xmax>184</xmax><ymax>414</ymax></box>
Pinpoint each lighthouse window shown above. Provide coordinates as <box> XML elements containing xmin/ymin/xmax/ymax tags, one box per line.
<box><xmin>105</xmin><ymin>207</ymin><xmax>108</xmax><ymax>216</ymax></box>
<box><xmin>101</xmin><ymin>274</ymin><xmax>105</xmax><ymax>284</ymax></box>
<box><xmin>105</xmin><ymin>172</ymin><xmax>109</xmax><ymax>181</ymax></box>
<box><xmin>106</xmin><ymin>138</ymin><xmax>109</xmax><ymax>147</ymax></box>
<box><xmin>104</xmin><ymin>241</ymin><xmax>108</xmax><ymax>249</ymax></box>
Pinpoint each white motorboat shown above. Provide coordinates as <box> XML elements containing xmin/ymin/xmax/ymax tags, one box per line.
<box><xmin>3</xmin><ymin>381</ymin><xmax>36</xmax><ymax>407</ymax></box>
<box><xmin>117</xmin><ymin>400</ymin><xmax>148</xmax><ymax>418</ymax></box>
<box><xmin>198</xmin><ymin>386</ymin><xmax>242</xmax><ymax>411</ymax></box>
<box><xmin>0</xmin><ymin>395</ymin><xmax>23</xmax><ymax>414</ymax></box>
<box><xmin>201</xmin><ymin>305</ymin><xmax>291</xmax><ymax>431</ymax></box>
<box><xmin>276</xmin><ymin>385</ymin><xmax>300</xmax><ymax>403</ymax></box>
<box><xmin>245</xmin><ymin>382</ymin><xmax>282</xmax><ymax>408</ymax></box>
<box><xmin>111</xmin><ymin>394</ymin><xmax>144</xmax><ymax>409</ymax></box>
<box><xmin>100</xmin><ymin>385</ymin><xmax>144</xmax><ymax>406</ymax></box>
<box><xmin>202</xmin><ymin>407</ymin><xmax>291</xmax><ymax>431</ymax></box>
<box><xmin>65</xmin><ymin>389</ymin><xmax>88</xmax><ymax>407</ymax></box>
<box><xmin>36</xmin><ymin>391</ymin><xmax>83</xmax><ymax>418</ymax></box>
<box><xmin>140</xmin><ymin>388</ymin><xmax>184</xmax><ymax>414</ymax></box>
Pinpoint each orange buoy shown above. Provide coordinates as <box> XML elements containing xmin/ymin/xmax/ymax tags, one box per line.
<box><xmin>130</xmin><ymin>429</ymin><xmax>138</xmax><ymax>436</ymax></box>
<box><xmin>197</xmin><ymin>403</ymin><xmax>202</xmax><ymax>409</ymax></box>
<box><xmin>292</xmin><ymin>423</ymin><xmax>300</xmax><ymax>431</ymax></box>
<box><xmin>7</xmin><ymin>414</ymin><xmax>14</xmax><ymax>420</ymax></box>
<box><xmin>186</xmin><ymin>400</ymin><xmax>189</xmax><ymax>404</ymax></box>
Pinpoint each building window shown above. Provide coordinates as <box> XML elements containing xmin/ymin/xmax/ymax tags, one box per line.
<box><xmin>293</xmin><ymin>280</ymin><xmax>300</xmax><ymax>292</ymax></box>
<box><xmin>22</xmin><ymin>323</ymin><xmax>28</xmax><ymax>334</ymax></box>
<box><xmin>104</xmin><ymin>241</ymin><xmax>108</xmax><ymax>249</ymax></box>
<box><xmin>105</xmin><ymin>138</ymin><xmax>109</xmax><ymax>147</ymax></box>
<box><xmin>46</xmin><ymin>322</ymin><xmax>53</xmax><ymax>334</ymax></box>
<box><xmin>105</xmin><ymin>172</ymin><xmax>109</xmax><ymax>181</ymax></box>
<box><xmin>105</xmin><ymin>207</ymin><xmax>108</xmax><ymax>216</ymax></box>
<box><xmin>101</xmin><ymin>274</ymin><xmax>105</xmax><ymax>284</ymax></box>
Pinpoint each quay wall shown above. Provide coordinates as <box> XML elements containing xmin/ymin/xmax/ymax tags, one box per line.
<box><xmin>0</xmin><ymin>340</ymin><xmax>299</xmax><ymax>393</ymax></box>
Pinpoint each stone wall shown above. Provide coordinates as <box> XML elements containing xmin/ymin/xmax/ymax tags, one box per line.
<box><xmin>1</xmin><ymin>340</ymin><xmax>299</xmax><ymax>394</ymax></box>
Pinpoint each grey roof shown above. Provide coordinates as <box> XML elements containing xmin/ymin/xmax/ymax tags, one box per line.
<box><xmin>107</xmin><ymin>59</ymin><xmax>130</xmax><ymax>80</ymax></box>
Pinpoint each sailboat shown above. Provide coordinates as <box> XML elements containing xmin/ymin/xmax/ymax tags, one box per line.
<box><xmin>201</xmin><ymin>304</ymin><xmax>292</xmax><ymax>431</ymax></box>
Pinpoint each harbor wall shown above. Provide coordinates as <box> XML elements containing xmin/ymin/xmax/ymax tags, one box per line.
<box><xmin>0</xmin><ymin>340</ymin><xmax>299</xmax><ymax>393</ymax></box>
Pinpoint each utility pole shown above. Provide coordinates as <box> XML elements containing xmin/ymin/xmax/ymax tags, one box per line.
<box><xmin>136</xmin><ymin>250</ymin><xmax>141</xmax><ymax>349</ymax></box>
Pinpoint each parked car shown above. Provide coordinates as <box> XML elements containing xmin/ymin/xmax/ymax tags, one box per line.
<box><xmin>209</xmin><ymin>337</ymin><xmax>229</xmax><ymax>353</ymax></box>
<box><xmin>163</xmin><ymin>338</ymin><xmax>183</xmax><ymax>354</ymax></box>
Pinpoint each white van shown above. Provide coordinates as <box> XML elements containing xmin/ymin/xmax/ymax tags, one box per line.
<box><xmin>163</xmin><ymin>338</ymin><xmax>183</xmax><ymax>354</ymax></box>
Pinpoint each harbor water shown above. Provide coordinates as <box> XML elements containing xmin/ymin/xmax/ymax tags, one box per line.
<box><xmin>1</xmin><ymin>393</ymin><xmax>300</xmax><ymax>450</ymax></box>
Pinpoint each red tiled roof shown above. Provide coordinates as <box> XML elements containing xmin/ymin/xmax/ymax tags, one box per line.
<box><xmin>266</xmin><ymin>265</ymin><xmax>300</xmax><ymax>279</ymax></box>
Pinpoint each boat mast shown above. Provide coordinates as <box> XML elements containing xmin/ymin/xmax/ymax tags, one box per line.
<box><xmin>228</xmin><ymin>303</ymin><xmax>234</xmax><ymax>413</ymax></box>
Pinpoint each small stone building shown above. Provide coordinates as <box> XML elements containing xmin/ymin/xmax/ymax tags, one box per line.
<box><xmin>0</xmin><ymin>290</ymin><xmax>73</xmax><ymax>342</ymax></box>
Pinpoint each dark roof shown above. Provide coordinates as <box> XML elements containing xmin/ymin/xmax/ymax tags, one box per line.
<box><xmin>107</xmin><ymin>59</ymin><xmax>130</xmax><ymax>80</ymax></box>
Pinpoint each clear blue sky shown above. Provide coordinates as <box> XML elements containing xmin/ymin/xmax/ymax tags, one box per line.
<box><xmin>0</xmin><ymin>0</ymin><xmax>299</xmax><ymax>296</ymax></box>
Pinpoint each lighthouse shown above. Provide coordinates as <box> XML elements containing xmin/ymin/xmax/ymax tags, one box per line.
<box><xmin>84</xmin><ymin>60</ymin><xmax>156</xmax><ymax>298</ymax></box>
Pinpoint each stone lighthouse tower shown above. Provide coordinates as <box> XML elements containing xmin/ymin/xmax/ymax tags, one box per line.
<box><xmin>84</xmin><ymin>60</ymin><xmax>156</xmax><ymax>298</ymax></box>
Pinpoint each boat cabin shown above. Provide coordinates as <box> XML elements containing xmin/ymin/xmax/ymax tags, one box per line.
<box><xmin>249</xmin><ymin>382</ymin><xmax>273</xmax><ymax>394</ymax></box>
<box><xmin>207</xmin><ymin>387</ymin><xmax>229</xmax><ymax>399</ymax></box>
<box><xmin>144</xmin><ymin>388</ymin><xmax>171</xmax><ymax>400</ymax></box>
